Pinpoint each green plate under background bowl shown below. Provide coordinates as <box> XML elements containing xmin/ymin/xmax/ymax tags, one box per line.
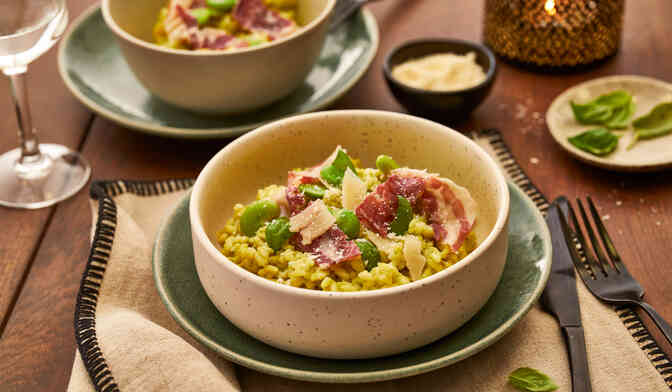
<box><xmin>58</xmin><ymin>5</ymin><xmax>379</xmax><ymax>139</ymax></box>
<box><xmin>152</xmin><ymin>182</ymin><xmax>552</xmax><ymax>383</ymax></box>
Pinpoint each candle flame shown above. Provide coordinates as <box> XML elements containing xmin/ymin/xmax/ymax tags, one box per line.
<box><xmin>545</xmin><ymin>0</ymin><xmax>556</xmax><ymax>16</ymax></box>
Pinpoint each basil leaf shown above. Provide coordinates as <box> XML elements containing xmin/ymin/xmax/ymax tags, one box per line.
<box><xmin>605</xmin><ymin>100</ymin><xmax>636</xmax><ymax>129</ymax></box>
<box><xmin>206</xmin><ymin>0</ymin><xmax>236</xmax><ymax>11</ymax></box>
<box><xmin>629</xmin><ymin>102</ymin><xmax>672</xmax><ymax>149</ymax></box>
<box><xmin>189</xmin><ymin>8</ymin><xmax>214</xmax><ymax>26</ymax></box>
<box><xmin>570</xmin><ymin>90</ymin><xmax>634</xmax><ymax>129</ymax></box>
<box><xmin>568</xmin><ymin>128</ymin><xmax>619</xmax><ymax>156</ymax></box>
<box><xmin>389</xmin><ymin>196</ymin><xmax>413</xmax><ymax>235</ymax></box>
<box><xmin>320</xmin><ymin>149</ymin><xmax>357</xmax><ymax>186</ymax></box>
<box><xmin>355</xmin><ymin>239</ymin><xmax>380</xmax><ymax>271</ymax></box>
<box><xmin>508</xmin><ymin>368</ymin><xmax>559</xmax><ymax>392</ymax></box>
<box><xmin>298</xmin><ymin>183</ymin><xmax>326</xmax><ymax>199</ymax></box>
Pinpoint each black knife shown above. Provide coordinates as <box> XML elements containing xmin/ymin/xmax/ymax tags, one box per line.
<box><xmin>540</xmin><ymin>197</ymin><xmax>592</xmax><ymax>392</ymax></box>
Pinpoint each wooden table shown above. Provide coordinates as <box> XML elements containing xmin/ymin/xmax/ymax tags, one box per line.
<box><xmin>1</xmin><ymin>0</ymin><xmax>671</xmax><ymax>390</ymax></box>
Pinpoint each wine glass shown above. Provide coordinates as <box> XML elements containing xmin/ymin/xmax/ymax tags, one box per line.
<box><xmin>0</xmin><ymin>0</ymin><xmax>90</xmax><ymax>209</ymax></box>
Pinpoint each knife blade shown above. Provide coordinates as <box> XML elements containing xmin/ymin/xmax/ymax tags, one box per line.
<box><xmin>540</xmin><ymin>196</ymin><xmax>592</xmax><ymax>392</ymax></box>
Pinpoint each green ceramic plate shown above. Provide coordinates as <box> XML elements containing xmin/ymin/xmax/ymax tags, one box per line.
<box><xmin>58</xmin><ymin>5</ymin><xmax>379</xmax><ymax>139</ymax></box>
<box><xmin>153</xmin><ymin>182</ymin><xmax>551</xmax><ymax>383</ymax></box>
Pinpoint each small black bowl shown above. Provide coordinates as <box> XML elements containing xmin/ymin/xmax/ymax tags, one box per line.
<box><xmin>383</xmin><ymin>38</ymin><xmax>497</xmax><ymax>123</ymax></box>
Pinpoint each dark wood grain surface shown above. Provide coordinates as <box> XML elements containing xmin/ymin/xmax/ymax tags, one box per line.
<box><xmin>1</xmin><ymin>0</ymin><xmax>671</xmax><ymax>390</ymax></box>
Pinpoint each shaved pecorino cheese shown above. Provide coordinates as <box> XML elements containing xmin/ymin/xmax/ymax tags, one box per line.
<box><xmin>233</xmin><ymin>0</ymin><xmax>298</xmax><ymax>40</ymax></box>
<box><xmin>289</xmin><ymin>200</ymin><xmax>336</xmax><ymax>245</ymax></box>
<box><xmin>342</xmin><ymin>168</ymin><xmax>367</xmax><ymax>210</ymax></box>
<box><xmin>363</xmin><ymin>229</ymin><xmax>398</xmax><ymax>255</ymax></box>
<box><xmin>267</xmin><ymin>186</ymin><xmax>289</xmax><ymax>217</ymax></box>
<box><xmin>403</xmin><ymin>236</ymin><xmax>426</xmax><ymax>281</ymax></box>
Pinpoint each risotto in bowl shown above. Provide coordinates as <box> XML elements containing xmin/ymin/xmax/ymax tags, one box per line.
<box><xmin>190</xmin><ymin>110</ymin><xmax>510</xmax><ymax>358</ymax></box>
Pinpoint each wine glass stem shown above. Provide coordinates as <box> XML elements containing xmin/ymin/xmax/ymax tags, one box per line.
<box><xmin>7</xmin><ymin>67</ymin><xmax>41</xmax><ymax>162</ymax></box>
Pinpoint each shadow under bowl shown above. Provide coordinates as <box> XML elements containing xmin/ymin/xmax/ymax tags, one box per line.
<box><xmin>383</xmin><ymin>38</ymin><xmax>497</xmax><ymax>124</ymax></box>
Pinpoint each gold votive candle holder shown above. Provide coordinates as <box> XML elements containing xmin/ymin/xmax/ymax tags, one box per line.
<box><xmin>483</xmin><ymin>0</ymin><xmax>625</xmax><ymax>68</ymax></box>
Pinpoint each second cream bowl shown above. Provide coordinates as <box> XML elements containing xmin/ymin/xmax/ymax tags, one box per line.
<box><xmin>102</xmin><ymin>0</ymin><xmax>336</xmax><ymax>114</ymax></box>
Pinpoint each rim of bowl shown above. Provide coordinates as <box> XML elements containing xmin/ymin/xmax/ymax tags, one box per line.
<box><xmin>101</xmin><ymin>0</ymin><xmax>336</xmax><ymax>56</ymax></box>
<box><xmin>190</xmin><ymin>110</ymin><xmax>510</xmax><ymax>299</ymax></box>
<box><xmin>382</xmin><ymin>38</ymin><xmax>497</xmax><ymax>96</ymax></box>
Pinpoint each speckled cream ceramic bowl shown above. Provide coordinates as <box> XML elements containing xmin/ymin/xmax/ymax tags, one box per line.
<box><xmin>101</xmin><ymin>0</ymin><xmax>335</xmax><ymax>114</ymax></box>
<box><xmin>189</xmin><ymin>110</ymin><xmax>510</xmax><ymax>359</ymax></box>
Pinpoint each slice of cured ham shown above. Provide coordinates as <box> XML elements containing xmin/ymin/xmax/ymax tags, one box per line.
<box><xmin>398</xmin><ymin>169</ymin><xmax>476</xmax><ymax>252</ymax></box>
<box><xmin>357</xmin><ymin>168</ymin><xmax>476</xmax><ymax>251</ymax></box>
<box><xmin>233</xmin><ymin>0</ymin><xmax>298</xmax><ymax>40</ymax></box>
<box><xmin>289</xmin><ymin>200</ymin><xmax>336</xmax><ymax>245</ymax></box>
<box><xmin>286</xmin><ymin>172</ymin><xmax>322</xmax><ymax>215</ymax></box>
<box><xmin>355</xmin><ymin>172</ymin><xmax>425</xmax><ymax>236</ymax></box>
<box><xmin>285</xmin><ymin>147</ymin><xmax>344</xmax><ymax>214</ymax></box>
<box><xmin>292</xmin><ymin>227</ymin><xmax>361</xmax><ymax>267</ymax></box>
<box><xmin>164</xmin><ymin>0</ymin><xmax>250</xmax><ymax>50</ymax></box>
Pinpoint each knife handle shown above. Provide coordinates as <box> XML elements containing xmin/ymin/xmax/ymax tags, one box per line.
<box><xmin>562</xmin><ymin>326</ymin><xmax>592</xmax><ymax>392</ymax></box>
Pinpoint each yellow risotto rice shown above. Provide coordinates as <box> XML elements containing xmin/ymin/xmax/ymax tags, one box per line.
<box><xmin>216</xmin><ymin>166</ymin><xmax>478</xmax><ymax>292</ymax></box>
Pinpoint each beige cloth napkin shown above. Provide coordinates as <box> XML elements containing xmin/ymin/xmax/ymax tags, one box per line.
<box><xmin>66</xmin><ymin>180</ymin><xmax>671</xmax><ymax>392</ymax></box>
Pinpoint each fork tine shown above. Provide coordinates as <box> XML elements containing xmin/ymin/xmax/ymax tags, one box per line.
<box><xmin>576</xmin><ymin>198</ymin><xmax>613</xmax><ymax>275</ymax></box>
<box><xmin>555</xmin><ymin>201</ymin><xmax>594</xmax><ymax>281</ymax></box>
<box><xmin>566</xmin><ymin>199</ymin><xmax>607</xmax><ymax>277</ymax></box>
<box><xmin>586</xmin><ymin>196</ymin><xmax>627</xmax><ymax>274</ymax></box>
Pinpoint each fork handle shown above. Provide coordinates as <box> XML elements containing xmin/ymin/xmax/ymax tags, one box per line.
<box><xmin>562</xmin><ymin>326</ymin><xmax>592</xmax><ymax>392</ymax></box>
<box><xmin>636</xmin><ymin>301</ymin><xmax>672</xmax><ymax>346</ymax></box>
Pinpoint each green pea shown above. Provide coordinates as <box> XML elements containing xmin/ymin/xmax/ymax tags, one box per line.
<box><xmin>240</xmin><ymin>200</ymin><xmax>280</xmax><ymax>237</ymax></box>
<box><xmin>265</xmin><ymin>217</ymin><xmax>292</xmax><ymax>251</ymax></box>
<box><xmin>189</xmin><ymin>8</ymin><xmax>215</xmax><ymax>26</ymax></box>
<box><xmin>389</xmin><ymin>195</ymin><xmax>412</xmax><ymax>235</ymax></box>
<box><xmin>298</xmin><ymin>183</ymin><xmax>326</xmax><ymax>199</ymax></box>
<box><xmin>375</xmin><ymin>154</ymin><xmax>399</xmax><ymax>174</ymax></box>
<box><xmin>336</xmin><ymin>210</ymin><xmax>360</xmax><ymax>239</ymax></box>
<box><xmin>355</xmin><ymin>239</ymin><xmax>380</xmax><ymax>271</ymax></box>
<box><xmin>206</xmin><ymin>0</ymin><xmax>237</xmax><ymax>11</ymax></box>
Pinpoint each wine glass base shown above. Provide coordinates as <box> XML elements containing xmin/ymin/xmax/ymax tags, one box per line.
<box><xmin>0</xmin><ymin>144</ymin><xmax>91</xmax><ymax>209</ymax></box>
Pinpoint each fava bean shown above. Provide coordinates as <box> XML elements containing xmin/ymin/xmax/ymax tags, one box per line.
<box><xmin>336</xmin><ymin>210</ymin><xmax>360</xmax><ymax>239</ymax></box>
<box><xmin>206</xmin><ymin>0</ymin><xmax>237</xmax><ymax>11</ymax></box>
<box><xmin>389</xmin><ymin>195</ymin><xmax>412</xmax><ymax>235</ymax></box>
<box><xmin>298</xmin><ymin>183</ymin><xmax>326</xmax><ymax>199</ymax></box>
<box><xmin>375</xmin><ymin>154</ymin><xmax>399</xmax><ymax>174</ymax></box>
<box><xmin>355</xmin><ymin>239</ymin><xmax>380</xmax><ymax>271</ymax></box>
<box><xmin>240</xmin><ymin>200</ymin><xmax>280</xmax><ymax>237</ymax></box>
<box><xmin>189</xmin><ymin>8</ymin><xmax>215</xmax><ymax>26</ymax></box>
<box><xmin>266</xmin><ymin>217</ymin><xmax>292</xmax><ymax>251</ymax></box>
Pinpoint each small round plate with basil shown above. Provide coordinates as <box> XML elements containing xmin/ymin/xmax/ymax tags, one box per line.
<box><xmin>547</xmin><ymin>75</ymin><xmax>672</xmax><ymax>172</ymax></box>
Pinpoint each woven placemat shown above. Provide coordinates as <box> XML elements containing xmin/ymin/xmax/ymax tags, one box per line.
<box><xmin>68</xmin><ymin>129</ymin><xmax>672</xmax><ymax>391</ymax></box>
<box><xmin>471</xmin><ymin>129</ymin><xmax>672</xmax><ymax>388</ymax></box>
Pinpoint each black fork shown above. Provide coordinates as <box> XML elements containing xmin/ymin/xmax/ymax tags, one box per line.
<box><xmin>555</xmin><ymin>196</ymin><xmax>672</xmax><ymax>346</ymax></box>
